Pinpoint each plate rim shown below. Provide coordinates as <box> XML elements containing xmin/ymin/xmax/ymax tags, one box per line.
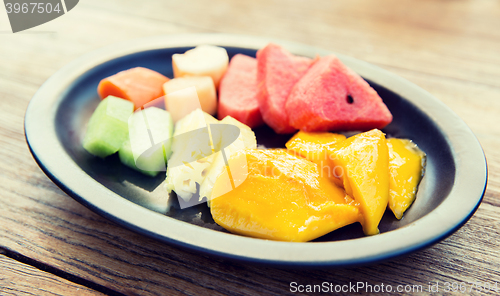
<box><xmin>24</xmin><ymin>33</ymin><xmax>488</xmax><ymax>267</ymax></box>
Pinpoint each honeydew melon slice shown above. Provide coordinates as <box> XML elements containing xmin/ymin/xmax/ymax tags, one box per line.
<box><xmin>118</xmin><ymin>107</ymin><xmax>174</xmax><ymax>177</ymax></box>
<box><xmin>83</xmin><ymin>96</ymin><xmax>134</xmax><ymax>158</ymax></box>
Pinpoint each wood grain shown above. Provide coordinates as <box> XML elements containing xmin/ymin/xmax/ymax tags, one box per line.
<box><xmin>0</xmin><ymin>0</ymin><xmax>499</xmax><ymax>295</ymax></box>
<box><xmin>0</xmin><ymin>253</ymin><xmax>105</xmax><ymax>296</ymax></box>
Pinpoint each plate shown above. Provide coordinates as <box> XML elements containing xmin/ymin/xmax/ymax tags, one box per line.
<box><xmin>25</xmin><ymin>34</ymin><xmax>487</xmax><ymax>267</ymax></box>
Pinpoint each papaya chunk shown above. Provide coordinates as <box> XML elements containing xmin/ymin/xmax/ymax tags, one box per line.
<box><xmin>98</xmin><ymin>67</ymin><xmax>169</xmax><ymax>109</ymax></box>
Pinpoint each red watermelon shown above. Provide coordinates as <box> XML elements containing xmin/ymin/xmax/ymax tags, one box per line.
<box><xmin>286</xmin><ymin>55</ymin><xmax>393</xmax><ymax>132</ymax></box>
<box><xmin>256</xmin><ymin>43</ymin><xmax>315</xmax><ymax>134</ymax></box>
<box><xmin>218</xmin><ymin>54</ymin><xmax>263</xmax><ymax>128</ymax></box>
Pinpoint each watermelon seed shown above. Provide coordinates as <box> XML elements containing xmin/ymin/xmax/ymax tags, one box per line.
<box><xmin>347</xmin><ymin>95</ymin><xmax>354</xmax><ymax>104</ymax></box>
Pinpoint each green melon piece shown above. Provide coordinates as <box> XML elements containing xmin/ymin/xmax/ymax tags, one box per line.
<box><xmin>118</xmin><ymin>107</ymin><xmax>174</xmax><ymax>176</ymax></box>
<box><xmin>83</xmin><ymin>96</ymin><xmax>134</xmax><ymax>158</ymax></box>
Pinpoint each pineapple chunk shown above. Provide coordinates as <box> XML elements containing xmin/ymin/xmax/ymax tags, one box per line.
<box><xmin>166</xmin><ymin>109</ymin><xmax>256</xmax><ymax>208</ymax></box>
<box><xmin>165</xmin><ymin>109</ymin><xmax>218</xmax><ymax>204</ymax></box>
<box><xmin>200</xmin><ymin>116</ymin><xmax>257</xmax><ymax>205</ymax></box>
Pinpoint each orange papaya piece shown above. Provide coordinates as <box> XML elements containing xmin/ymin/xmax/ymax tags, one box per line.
<box><xmin>97</xmin><ymin>67</ymin><xmax>169</xmax><ymax>109</ymax></box>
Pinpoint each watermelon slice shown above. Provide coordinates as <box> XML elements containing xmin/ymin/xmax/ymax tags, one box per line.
<box><xmin>256</xmin><ymin>43</ymin><xmax>315</xmax><ymax>134</ymax></box>
<box><xmin>218</xmin><ymin>54</ymin><xmax>263</xmax><ymax>128</ymax></box>
<box><xmin>286</xmin><ymin>55</ymin><xmax>393</xmax><ymax>132</ymax></box>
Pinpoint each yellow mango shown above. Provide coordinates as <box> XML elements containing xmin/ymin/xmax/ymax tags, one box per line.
<box><xmin>387</xmin><ymin>138</ymin><xmax>425</xmax><ymax>219</ymax></box>
<box><xmin>210</xmin><ymin>149</ymin><xmax>360</xmax><ymax>242</ymax></box>
<box><xmin>286</xmin><ymin>131</ymin><xmax>346</xmax><ymax>162</ymax></box>
<box><xmin>327</xmin><ymin>129</ymin><xmax>389</xmax><ymax>235</ymax></box>
<box><xmin>286</xmin><ymin>131</ymin><xmax>346</xmax><ymax>183</ymax></box>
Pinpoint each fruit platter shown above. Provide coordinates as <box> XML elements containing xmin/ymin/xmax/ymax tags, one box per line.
<box><xmin>25</xmin><ymin>34</ymin><xmax>487</xmax><ymax>266</ymax></box>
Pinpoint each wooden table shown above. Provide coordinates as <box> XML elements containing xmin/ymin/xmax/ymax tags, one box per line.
<box><xmin>1</xmin><ymin>0</ymin><xmax>499</xmax><ymax>295</ymax></box>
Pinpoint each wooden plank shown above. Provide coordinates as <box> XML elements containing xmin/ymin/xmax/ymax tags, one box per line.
<box><xmin>0</xmin><ymin>253</ymin><xmax>104</xmax><ymax>296</ymax></box>
<box><xmin>91</xmin><ymin>0</ymin><xmax>500</xmax><ymax>87</ymax></box>
<box><xmin>0</xmin><ymin>0</ymin><xmax>499</xmax><ymax>295</ymax></box>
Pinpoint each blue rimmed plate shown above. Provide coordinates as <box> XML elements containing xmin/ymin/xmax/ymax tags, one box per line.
<box><xmin>25</xmin><ymin>34</ymin><xmax>487</xmax><ymax>267</ymax></box>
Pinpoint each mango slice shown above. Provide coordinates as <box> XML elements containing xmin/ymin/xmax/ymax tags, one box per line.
<box><xmin>327</xmin><ymin>129</ymin><xmax>389</xmax><ymax>235</ymax></box>
<box><xmin>210</xmin><ymin>149</ymin><xmax>360</xmax><ymax>242</ymax></box>
<box><xmin>286</xmin><ymin>131</ymin><xmax>346</xmax><ymax>185</ymax></box>
<box><xmin>387</xmin><ymin>138</ymin><xmax>425</xmax><ymax>219</ymax></box>
<box><xmin>286</xmin><ymin>131</ymin><xmax>346</xmax><ymax>162</ymax></box>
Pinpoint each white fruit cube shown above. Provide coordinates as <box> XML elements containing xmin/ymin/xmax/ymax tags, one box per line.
<box><xmin>163</xmin><ymin>76</ymin><xmax>217</xmax><ymax>116</ymax></box>
<box><xmin>172</xmin><ymin>45</ymin><xmax>229</xmax><ymax>88</ymax></box>
<box><xmin>165</xmin><ymin>86</ymin><xmax>202</xmax><ymax>123</ymax></box>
